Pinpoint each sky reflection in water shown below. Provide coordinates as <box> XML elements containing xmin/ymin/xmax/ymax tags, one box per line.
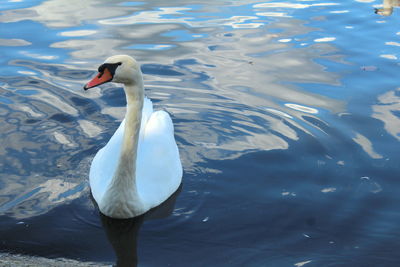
<box><xmin>0</xmin><ymin>0</ymin><xmax>400</xmax><ymax>266</ymax></box>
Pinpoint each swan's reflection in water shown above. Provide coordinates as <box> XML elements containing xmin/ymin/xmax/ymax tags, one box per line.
<box><xmin>99</xmin><ymin>185</ymin><xmax>182</xmax><ymax>267</ymax></box>
<box><xmin>100</xmin><ymin>214</ymin><xmax>143</xmax><ymax>267</ymax></box>
<box><xmin>375</xmin><ymin>0</ymin><xmax>400</xmax><ymax>16</ymax></box>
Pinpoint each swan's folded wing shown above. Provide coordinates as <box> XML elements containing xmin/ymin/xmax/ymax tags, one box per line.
<box><xmin>136</xmin><ymin>110</ymin><xmax>182</xmax><ymax>208</ymax></box>
<box><xmin>89</xmin><ymin>120</ymin><xmax>125</xmax><ymax>203</ymax></box>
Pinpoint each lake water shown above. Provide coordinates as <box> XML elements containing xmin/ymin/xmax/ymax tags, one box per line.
<box><xmin>1</xmin><ymin>0</ymin><xmax>400</xmax><ymax>266</ymax></box>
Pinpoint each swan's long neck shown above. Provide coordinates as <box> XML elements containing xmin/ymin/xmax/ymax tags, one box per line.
<box><xmin>99</xmin><ymin>82</ymin><xmax>145</xmax><ymax>218</ymax></box>
<box><xmin>115</xmin><ymin>83</ymin><xmax>144</xmax><ymax>186</ymax></box>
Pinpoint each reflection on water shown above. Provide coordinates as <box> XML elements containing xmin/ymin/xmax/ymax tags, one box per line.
<box><xmin>0</xmin><ymin>178</ymin><xmax>86</xmax><ymax>219</ymax></box>
<box><xmin>101</xmin><ymin>214</ymin><xmax>143</xmax><ymax>267</ymax></box>
<box><xmin>372</xmin><ymin>87</ymin><xmax>400</xmax><ymax>140</ymax></box>
<box><xmin>100</xmin><ymin>186</ymin><xmax>180</xmax><ymax>267</ymax></box>
<box><xmin>1</xmin><ymin>0</ymin><xmax>400</xmax><ymax>265</ymax></box>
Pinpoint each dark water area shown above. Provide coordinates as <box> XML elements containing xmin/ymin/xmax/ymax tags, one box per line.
<box><xmin>1</xmin><ymin>0</ymin><xmax>400</xmax><ymax>266</ymax></box>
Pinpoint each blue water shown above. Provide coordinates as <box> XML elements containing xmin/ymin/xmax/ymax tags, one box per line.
<box><xmin>1</xmin><ymin>0</ymin><xmax>400</xmax><ymax>266</ymax></box>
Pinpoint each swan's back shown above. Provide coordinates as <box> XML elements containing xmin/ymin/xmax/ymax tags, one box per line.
<box><xmin>136</xmin><ymin>109</ymin><xmax>182</xmax><ymax>208</ymax></box>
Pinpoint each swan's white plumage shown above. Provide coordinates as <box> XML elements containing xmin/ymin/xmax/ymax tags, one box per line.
<box><xmin>89</xmin><ymin>97</ymin><xmax>182</xmax><ymax>212</ymax></box>
<box><xmin>90</xmin><ymin>97</ymin><xmax>182</xmax><ymax>214</ymax></box>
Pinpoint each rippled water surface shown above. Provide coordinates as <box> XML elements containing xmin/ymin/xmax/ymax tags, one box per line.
<box><xmin>1</xmin><ymin>0</ymin><xmax>400</xmax><ymax>266</ymax></box>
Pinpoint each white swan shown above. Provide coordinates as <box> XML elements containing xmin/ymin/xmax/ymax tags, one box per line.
<box><xmin>84</xmin><ymin>55</ymin><xmax>182</xmax><ymax>219</ymax></box>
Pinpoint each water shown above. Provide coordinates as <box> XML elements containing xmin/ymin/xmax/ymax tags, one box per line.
<box><xmin>0</xmin><ymin>0</ymin><xmax>400</xmax><ymax>266</ymax></box>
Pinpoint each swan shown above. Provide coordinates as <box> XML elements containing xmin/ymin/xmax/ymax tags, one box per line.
<box><xmin>84</xmin><ymin>55</ymin><xmax>182</xmax><ymax>219</ymax></box>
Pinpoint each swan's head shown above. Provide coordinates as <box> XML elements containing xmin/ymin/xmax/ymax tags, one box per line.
<box><xmin>84</xmin><ymin>55</ymin><xmax>142</xmax><ymax>90</ymax></box>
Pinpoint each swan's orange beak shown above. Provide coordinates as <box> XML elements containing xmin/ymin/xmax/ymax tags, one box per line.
<box><xmin>84</xmin><ymin>68</ymin><xmax>113</xmax><ymax>90</ymax></box>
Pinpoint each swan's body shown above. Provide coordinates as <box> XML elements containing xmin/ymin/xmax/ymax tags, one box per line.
<box><xmin>84</xmin><ymin>55</ymin><xmax>182</xmax><ymax>218</ymax></box>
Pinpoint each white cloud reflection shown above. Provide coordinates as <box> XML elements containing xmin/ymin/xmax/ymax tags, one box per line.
<box><xmin>0</xmin><ymin>0</ymin><xmax>128</xmax><ymax>27</ymax></box>
<box><xmin>20</xmin><ymin>51</ymin><xmax>58</xmax><ymax>60</ymax></box>
<box><xmin>314</xmin><ymin>37</ymin><xmax>336</xmax><ymax>42</ymax></box>
<box><xmin>54</xmin><ymin>131</ymin><xmax>75</xmax><ymax>147</ymax></box>
<box><xmin>100</xmin><ymin>7</ymin><xmax>263</xmax><ymax>29</ymax></box>
<box><xmin>380</xmin><ymin>54</ymin><xmax>398</xmax><ymax>60</ymax></box>
<box><xmin>78</xmin><ymin>119</ymin><xmax>103</xmax><ymax>138</ymax></box>
<box><xmin>321</xmin><ymin>187</ymin><xmax>336</xmax><ymax>193</ymax></box>
<box><xmin>256</xmin><ymin>12</ymin><xmax>291</xmax><ymax>17</ymax></box>
<box><xmin>59</xmin><ymin>30</ymin><xmax>97</xmax><ymax>37</ymax></box>
<box><xmin>385</xmin><ymin>41</ymin><xmax>400</xmax><ymax>46</ymax></box>
<box><xmin>372</xmin><ymin>88</ymin><xmax>400</xmax><ymax>141</ymax></box>
<box><xmin>352</xmin><ymin>133</ymin><xmax>383</xmax><ymax>159</ymax></box>
<box><xmin>285</xmin><ymin>103</ymin><xmax>319</xmax><ymax>114</ymax></box>
<box><xmin>99</xmin><ymin>7</ymin><xmax>192</xmax><ymax>25</ymax></box>
<box><xmin>254</xmin><ymin>2</ymin><xmax>339</xmax><ymax>9</ymax></box>
<box><xmin>0</xmin><ymin>38</ymin><xmax>31</xmax><ymax>46</ymax></box>
<box><xmin>294</xmin><ymin>260</ymin><xmax>313</xmax><ymax>267</ymax></box>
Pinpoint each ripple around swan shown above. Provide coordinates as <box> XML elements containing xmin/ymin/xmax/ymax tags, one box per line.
<box><xmin>1</xmin><ymin>0</ymin><xmax>400</xmax><ymax>265</ymax></box>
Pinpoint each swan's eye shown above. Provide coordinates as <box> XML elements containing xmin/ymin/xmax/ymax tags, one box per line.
<box><xmin>98</xmin><ymin>64</ymin><xmax>106</xmax><ymax>73</ymax></box>
<box><xmin>97</xmin><ymin>62</ymin><xmax>122</xmax><ymax>77</ymax></box>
